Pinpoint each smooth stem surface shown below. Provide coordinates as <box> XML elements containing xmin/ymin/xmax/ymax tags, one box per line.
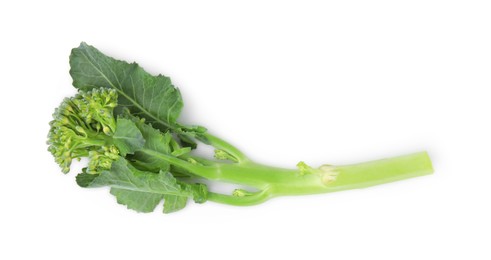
<box><xmin>327</xmin><ymin>151</ymin><xmax>434</xmax><ymax>192</ymax></box>
<box><xmin>208</xmin><ymin>152</ymin><xmax>434</xmax><ymax>206</ymax></box>
<box><xmin>142</xmin><ymin>141</ymin><xmax>433</xmax><ymax>206</ymax></box>
<box><xmin>140</xmin><ymin>149</ymin><xmax>216</xmax><ymax>178</ymax></box>
<box><xmin>201</xmin><ymin>132</ymin><xmax>248</xmax><ymax>162</ymax></box>
<box><xmin>208</xmin><ymin>190</ymin><xmax>272</xmax><ymax>206</ymax></box>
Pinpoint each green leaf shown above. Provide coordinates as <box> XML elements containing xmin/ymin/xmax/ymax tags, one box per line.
<box><xmin>128</xmin><ymin>117</ymin><xmax>174</xmax><ymax>172</ymax></box>
<box><xmin>88</xmin><ymin>158</ymin><xmax>186</xmax><ymax>196</ymax></box>
<box><xmin>70</xmin><ymin>42</ymin><xmax>183</xmax><ymax>131</ymax></box>
<box><xmin>76</xmin><ymin>172</ymin><xmax>99</xmax><ymax>187</ymax></box>
<box><xmin>122</xmin><ymin>114</ymin><xmax>195</xmax><ymax>175</ymax></box>
<box><xmin>76</xmin><ymin>157</ymin><xmax>208</xmax><ymax>213</ymax></box>
<box><xmin>113</xmin><ymin>118</ymin><xmax>145</xmax><ymax>156</ymax></box>
<box><xmin>163</xmin><ymin>195</ymin><xmax>188</xmax><ymax>213</ymax></box>
<box><xmin>80</xmin><ymin>157</ymin><xmax>207</xmax><ymax>213</ymax></box>
<box><xmin>110</xmin><ymin>188</ymin><xmax>163</xmax><ymax>213</ymax></box>
<box><xmin>189</xmin><ymin>183</ymin><xmax>208</xmax><ymax>204</ymax></box>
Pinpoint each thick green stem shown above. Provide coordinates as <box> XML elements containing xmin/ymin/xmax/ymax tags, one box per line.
<box><xmin>140</xmin><ymin>145</ymin><xmax>433</xmax><ymax>206</ymax></box>
<box><xmin>325</xmin><ymin>151</ymin><xmax>434</xmax><ymax>192</ymax></box>
<box><xmin>208</xmin><ymin>152</ymin><xmax>434</xmax><ymax>206</ymax></box>
<box><xmin>140</xmin><ymin>149</ymin><xmax>217</xmax><ymax>179</ymax></box>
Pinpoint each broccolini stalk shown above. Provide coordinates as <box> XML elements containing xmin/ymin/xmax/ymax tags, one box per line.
<box><xmin>47</xmin><ymin>42</ymin><xmax>434</xmax><ymax>214</ymax></box>
<box><xmin>48</xmin><ymin>87</ymin><xmax>433</xmax><ymax>212</ymax></box>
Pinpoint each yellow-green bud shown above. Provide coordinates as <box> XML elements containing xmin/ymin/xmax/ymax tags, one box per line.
<box><xmin>103</xmin><ymin>125</ymin><xmax>111</xmax><ymax>135</ymax></box>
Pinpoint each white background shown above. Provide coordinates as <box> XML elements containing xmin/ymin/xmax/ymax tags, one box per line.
<box><xmin>1</xmin><ymin>1</ymin><xmax>490</xmax><ymax>259</ymax></box>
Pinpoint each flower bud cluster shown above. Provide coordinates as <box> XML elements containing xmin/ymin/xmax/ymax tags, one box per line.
<box><xmin>48</xmin><ymin>88</ymin><xmax>119</xmax><ymax>173</ymax></box>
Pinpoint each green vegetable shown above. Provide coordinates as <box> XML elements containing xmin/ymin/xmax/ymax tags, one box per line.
<box><xmin>47</xmin><ymin>42</ymin><xmax>434</xmax><ymax>213</ymax></box>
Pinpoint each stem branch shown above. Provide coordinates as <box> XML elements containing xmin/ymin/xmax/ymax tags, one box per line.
<box><xmin>207</xmin><ymin>190</ymin><xmax>271</xmax><ymax>206</ymax></box>
<box><xmin>200</xmin><ymin>133</ymin><xmax>249</xmax><ymax>162</ymax></box>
